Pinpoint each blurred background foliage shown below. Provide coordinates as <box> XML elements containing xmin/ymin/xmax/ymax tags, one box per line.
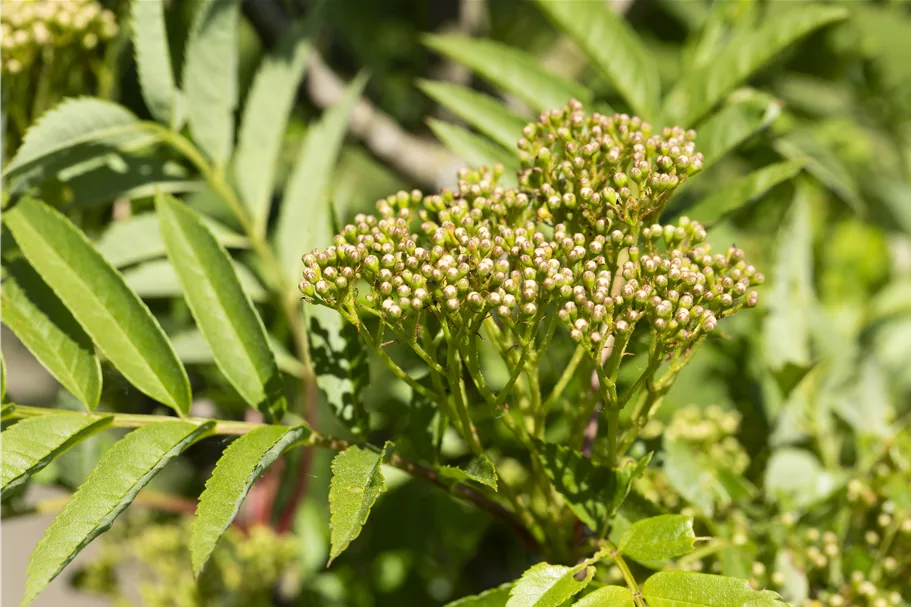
<box><xmin>2</xmin><ymin>0</ymin><xmax>910</xmax><ymax>605</ymax></box>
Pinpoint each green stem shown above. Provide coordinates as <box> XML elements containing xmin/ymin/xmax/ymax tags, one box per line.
<box><xmin>601</xmin><ymin>540</ymin><xmax>646</xmax><ymax>607</ymax></box>
<box><xmin>540</xmin><ymin>344</ymin><xmax>585</xmax><ymax>420</ymax></box>
<box><xmin>440</xmin><ymin>317</ymin><xmax>482</xmax><ymax>454</ymax></box>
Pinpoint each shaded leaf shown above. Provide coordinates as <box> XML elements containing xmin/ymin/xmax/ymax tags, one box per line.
<box><xmin>96</xmin><ymin>212</ymin><xmax>247</xmax><ymax>268</ymax></box>
<box><xmin>506</xmin><ymin>561</ymin><xmax>594</xmax><ymax>607</ymax></box>
<box><xmin>694</xmin><ymin>92</ymin><xmax>781</xmax><ymax>171</ymax></box>
<box><xmin>684</xmin><ymin>159</ymin><xmax>805</xmax><ymax>225</ymax></box>
<box><xmin>183</xmin><ymin>0</ymin><xmax>239</xmax><ymax>166</ymax></box>
<box><xmin>308</xmin><ymin>307</ymin><xmax>370</xmax><ymax>437</ymax></box>
<box><xmin>275</xmin><ymin>72</ymin><xmax>367</xmax><ymax>282</ymax></box>
<box><xmin>131</xmin><ymin>0</ymin><xmax>181</xmax><ymax>128</ymax></box>
<box><xmin>427</xmin><ymin>119</ymin><xmax>519</xmax><ymax>183</ymax></box>
<box><xmin>122</xmin><ymin>258</ymin><xmax>268</xmax><ymax>302</ymax></box>
<box><xmin>774</xmin><ymin>550</ymin><xmax>809</xmax><ymax>605</ymax></box>
<box><xmin>1</xmin><ymin>261</ymin><xmax>102</xmax><ymax>408</ymax></box>
<box><xmin>328</xmin><ymin>442</ymin><xmax>391</xmax><ymax>564</ymax></box>
<box><xmin>534</xmin><ymin>440</ymin><xmax>648</xmax><ymax>534</ymax></box>
<box><xmin>617</xmin><ymin>514</ymin><xmax>696</xmax><ymax>563</ymax></box>
<box><xmin>191</xmin><ymin>425</ymin><xmax>310</xmax><ymax>574</ymax></box>
<box><xmin>157</xmin><ymin>194</ymin><xmax>286</xmax><ymax>420</ymax></box>
<box><xmin>169</xmin><ymin>329</ymin><xmax>305</xmax><ymax>378</ymax></box>
<box><xmin>234</xmin><ymin>20</ymin><xmax>315</xmax><ymax>233</ymax></box>
<box><xmin>774</xmin><ymin>130</ymin><xmax>864</xmax><ymax>214</ymax></box>
<box><xmin>533</xmin><ymin>0</ymin><xmax>659</xmax><ymax>118</ymax></box>
<box><xmin>662</xmin><ymin>439</ymin><xmax>717</xmax><ymax>516</ymax></box>
<box><xmin>3</xmin><ymin>98</ymin><xmax>157</xmax><ymax>191</ymax></box>
<box><xmin>446</xmin><ymin>584</ymin><xmax>513</xmax><ymax>607</ymax></box>
<box><xmin>664</xmin><ymin>5</ymin><xmax>848</xmax><ymax>126</ymax></box>
<box><xmin>573</xmin><ymin>586</ymin><xmax>634</xmax><ymax>607</ymax></box>
<box><xmin>418</xmin><ymin>80</ymin><xmax>527</xmax><ymax>150</ymax></box>
<box><xmin>3</xmin><ymin>198</ymin><xmax>191</xmax><ymax>415</ymax></box>
<box><xmin>423</xmin><ymin>35</ymin><xmax>592</xmax><ymax>112</ymax></box>
<box><xmin>23</xmin><ymin>421</ymin><xmax>211</xmax><ymax>606</ymax></box>
<box><xmin>764</xmin><ymin>448</ymin><xmax>837</xmax><ymax>509</ymax></box>
<box><xmin>439</xmin><ymin>455</ymin><xmax>498</xmax><ymax>490</ymax></box>
<box><xmin>642</xmin><ymin>571</ymin><xmax>786</xmax><ymax>607</ymax></box>
<box><xmin>1</xmin><ymin>413</ymin><xmax>112</xmax><ymax>500</ymax></box>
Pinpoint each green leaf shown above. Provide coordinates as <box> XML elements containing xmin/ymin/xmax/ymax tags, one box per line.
<box><xmin>617</xmin><ymin>514</ymin><xmax>696</xmax><ymax>563</ymax></box>
<box><xmin>169</xmin><ymin>329</ymin><xmax>305</xmax><ymax>378</ymax></box>
<box><xmin>446</xmin><ymin>584</ymin><xmax>512</xmax><ymax>607</ymax></box>
<box><xmin>275</xmin><ymin>72</ymin><xmax>367</xmax><ymax>282</ymax></box>
<box><xmin>122</xmin><ymin>258</ymin><xmax>268</xmax><ymax>302</ymax></box>
<box><xmin>3</xmin><ymin>197</ymin><xmax>192</xmax><ymax>416</ymax></box>
<box><xmin>774</xmin><ymin>130</ymin><xmax>864</xmax><ymax>214</ymax></box>
<box><xmin>1</xmin><ymin>404</ymin><xmax>14</xmax><ymax>421</ymax></box>
<box><xmin>157</xmin><ymin>194</ymin><xmax>286</xmax><ymax>420</ymax></box>
<box><xmin>664</xmin><ymin>5</ymin><xmax>848</xmax><ymax>126</ymax></box>
<box><xmin>183</xmin><ymin>0</ymin><xmax>239</xmax><ymax>166</ymax></box>
<box><xmin>308</xmin><ymin>307</ymin><xmax>370</xmax><ymax>437</ymax></box>
<box><xmin>694</xmin><ymin>92</ymin><xmax>781</xmax><ymax>171</ymax></box>
<box><xmin>641</xmin><ymin>571</ymin><xmax>786</xmax><ymax>607</ymax></box>
<box><xmin>423</xmin><ymin>34</ymin><xmax>593</xmax><ymax>112</ymax></box>
<box><xmin>96</xmin><ymin>211</ymin><xmax>248</xmax><ymax>268</ymax></box>
<box><xmin>0</xmin><ymin>352</ymin><xmax>6</xmax><ymax>402</ymax></box>
<box><xmin>131</xmin><ymin>0</ymin><xmax>181</xmax><ymax>128</ymax></box>
<box><xmin>662</xmin><ymin>439</ymin><xmax>717</xmax><ymax>516</ymax></box>
<box><xmin>427</xmin><ymin>119</ymin><xmax>519</xmax><ymax>182</ymax></box>
<box><xmin>506</xmin><ymin>561</ymin><xmax>594</xmax><ymax>607</ymax></box>
<box><xmin>535</xmin><ymin>440</ymin><xmax>648</xmax><ymax>534</ymax></box>
<box><xmin>328</xmin><ymin>441</ymin><xmax>391</xmax><ymax>564</ymax></box>
<box><xmin>439</xmin><ymin>455</ymin><xmax>498</xmax><ymax>490</ymax></box>
<box><xmin>418</xmin><ymin>80</ymin><xmax>527</xmax><ymax>150</ymax></box>
<box><xmin>533</xmin><ymin>0</ymin><xmax>660</xmax><ymax>118</ymax></box>
<box><xmin>573</xmin><ymin>586</ymin><xmax>634</xmax><ymax>607</ymax></box>
<box><xmin>22</xmin><ymin>421</ymin><xmax>211</xmax><ymax>606</ymax></box>
<box><xmin>1</xmin><ymin>413</ymin><xmax>112</xmax><ymax>500</ymax></box>
<box><xmin>3</xmin><ymin>98</ymin><xmax>157</xmax><ymax>190</ymax></box>
<box><xmin>234</xmin><ymin>21</ymin><xmax>314</xmax><ymax>234</ymax></box>
<box><xmin>683</xmin><ymin>159</ymin><xmax>805</xmax><ymax>225</ymax></box>
<box><xmin>774</xmin><ymin>550</ymin><xmax>809</xmax><ymax>605</ymax></box>
<box><xmin>764</xmin><ymin>448</ymin><xmax>837</xmax><ymax>509</ymax></box>
<box><xmin>1</xmin><ymin>261</ymin><xmax>102</xmax><ymax>408</ymax></box>
<box><xmin>191</xmin><ymin>424</ymin><xmax>309</xmax><ymax>574</ymax></box>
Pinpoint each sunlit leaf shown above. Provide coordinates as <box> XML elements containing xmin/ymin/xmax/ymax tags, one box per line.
<box><xmin>617</xmin><ymin>514</ymin><xmax>696</xmax><ymax>563</ymax></box>
<box><xmin>573</xmin><ymin>586</ymin><xmax>634</xmax><ymax>607</ymax></box>
<box><xmin>131</xmin><ymin>0</ymin><xmax>181</xmax><ymax>128</ymax></box>
<box><xmin>169</xmin><ymin>329</ymin><xmax>305</xmax><ymax>378</ymax></box>
<box><xmin>446</xmin><ymin>584</ymin><xmax>513</xmax><ymax>607</ymax></box>
<box><xmin>418</xmin><ymin>80</ymin><xmax>527</xmax><ymax>150</ymax></box>
<box><xmin>439</xmin><ymin>454</ymin><xmax>498</xmax><ymax>490</ymax></box>
<box><xmin>642</xmin><ymin>571</ymin><xmax>785</xmax><ymax>607</ymax></box>
<box><xmin>427</xmin><ymin>119</ymin><xmax>519</xmax><ymax>184</ymax></box>
<box><xmin>122</xmin><ymin>258</ymin><xmax>268</xmax><ymax>302</ymax></box>
<box><xmin>506</xmin><ymin>561</ymin><xmax>594</xmax><ymax>607</ymax></box>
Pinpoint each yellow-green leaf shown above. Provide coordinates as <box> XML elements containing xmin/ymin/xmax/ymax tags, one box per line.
<box><xmin>328</xmin><ymin>442</ymin><xmax>390</xmax><ymax>564</ymax></box>
<box><xmin>131</xmin><ymin>0</ymin><xmax>181</xmax><ymax>128</ymax></box>
<box><xmin>506</xmin><ymin>561</ymin><xmax>594</xmax><ymax>607</ymax></box>
<box><xmin>617</xmin><ymin>514</ymin><xmax>696</xmax><ymax>563</ymax></box>
<box><xmin>641</xmin><ymin>571</ymin><xmax>786</xmax><ymax>607</ymax></box>
<box><xmin>573</xmin><ymin>586</ymin><xmax>634</xmax><ymax>607</ymax></box>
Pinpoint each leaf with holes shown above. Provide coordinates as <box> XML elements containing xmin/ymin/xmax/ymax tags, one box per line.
<box><xmin>22</xmin><ymin>421</ymin><xmax>211</xmax><ymax>606</ymax></box>
<box><xmin>131</xmin><ymin>0</ymin><xmax>181</xmax><ymax>128</ymax></box>
<box><xmin>191</xmin><ymin>425</ymin><xmax>310</xmax><ymax>574</ymax></box>
<box><xmin>506</xmin><ymin>561</ymin><xmax>594</xmax><ymax>607</ymax></box>
<box><xmin>533</xmin><ymin>0</ymin><xmax>660</xmax><ymax>118</ymax></box>
<box><xmin>617</xmin><ymin>514</ymin><xmax>696</xmax><ymax>563</ymax></box>
<box><xmin>183</xmin><ymin>0</ymin><xmax>239</xmax><ymax>166</ymax></box>
<box><xmin>664</xmin><ymin>5</ymin><xmax>848</xmax><ymax>126</ymax></box>
<box><xmin>235</xmin><ymin>20</ymin><xmax>315</xmax><ymax>233</ymax></box>
<box><xmin>423</xmin><ymin>35</ymin><xmax>592</xmax><ymax>112</ymax></box>
<box><xmin>3</xmin><ymin>197</ymin><xmax>191</xmax><ymax>415</ymax></box>
<box><xmin>275</xmin><ymin>72</ymin><xmax>367</xmax><ymax>282</ymax></box>
<box><xmin>535</xmin><ymin>440</ymin><xmax>649</xmax><ymax>534</ymax></box>
<box><xmin>418</xmin><ymin>80</ymin><xmax>527</xmax><ymax>150</ymax></box>
<box><xmin>157</xmin><ymin>193</ymin><xmax>286</xmax><ymax>420</ymax></box>
<box><xmin>1</xmin><ymin>261</ymin><xmax>102</xmax><ymax>408</ymax></box>
<box><xmin>327</xmin><ymin>442</ymin><xmax>391</xmax><ymax>564</ymax></box>
<box><xmin>1</xmin><ymin>413</ymin><xmax>112</xmax><ymax>501</ymax></box>
<box><xmin>641</xmin><ymin>571</ymin><xmax>786</xmax><ymax>607</ymax></box>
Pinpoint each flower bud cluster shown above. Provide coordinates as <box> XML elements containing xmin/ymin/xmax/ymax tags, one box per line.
<box><xmin>300</xmin><ymin>102</ymin><xmax>761</xmax><ymax>366</ymax></box>
<box><xmin>1</xmin><ymin>0</ymin><xmax>117</xmax><ymax>75</ymax></box>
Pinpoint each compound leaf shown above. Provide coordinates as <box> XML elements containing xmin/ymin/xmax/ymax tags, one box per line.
<box><xmin>328</xmin><ymin>442</ymin><xmax>390</xmax><ymax>564</ymax></box>
<box><xmin>191</xmin><ymin>424</ymin><xmax>310</xmax><ymax>575</ymax></box>
<box><xmin>506</xmin><ymin>561</ymin><xmax>594</xmax><ymax>607</ymax></box>
<box><xmin>183</xmin><ymin>0</ymin><xmax>239</xmax><ymax>166</ymax></box>
<box><xmin>423</xmin><ymin>34</ymin><xmax>592</xmax><ymax>112</ymax></box>
<box><xmin>23</xmin><ymin>421</ymin><xmax>211</xmax><ymax>606</ymax></box>
<box><xmin>157</xmin><ymin>193</ymin><xmax>286</xmax><ymax>420</ymax></box>
<box><xmin>534</xmin><ymin>0</ymin><xmax>660</xmax><ymax>118</ymax></box>
<box><xmin>641</xmin><ymin>571</ymin><xmax>786</xmax><ymax>607</ymax></box>
<box><xmin>131</xmin><ymin>0</ymin><xmax>181</xmax><ymax>128</ymax></box>
<box><xmin>1</xmin><ymin>413</ymin><xmax>112</xmax><ymax>501</ymax></box>
<box><xmin>418</xmin><ymin>80</ymin><xmax>527</xmax><ymax>150</ymax></box>
<box><xmin>617</xmin><ymin>514</ymin><xmax>696</xmax><ymax>563</ymax></box>
<box><xmin>1</xmin><ymin>261</ymin><xmax>102</xmax><ymax>408</ymax></box>
<box><xmin>3</xmin><ymin>197</ymin><xmax>192</xmax><ymax>415</ymax></box>
<box><xmin>427</xmin><ymin>119</ymin><xmax>519</xmax><ymax>182</ymax></box>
